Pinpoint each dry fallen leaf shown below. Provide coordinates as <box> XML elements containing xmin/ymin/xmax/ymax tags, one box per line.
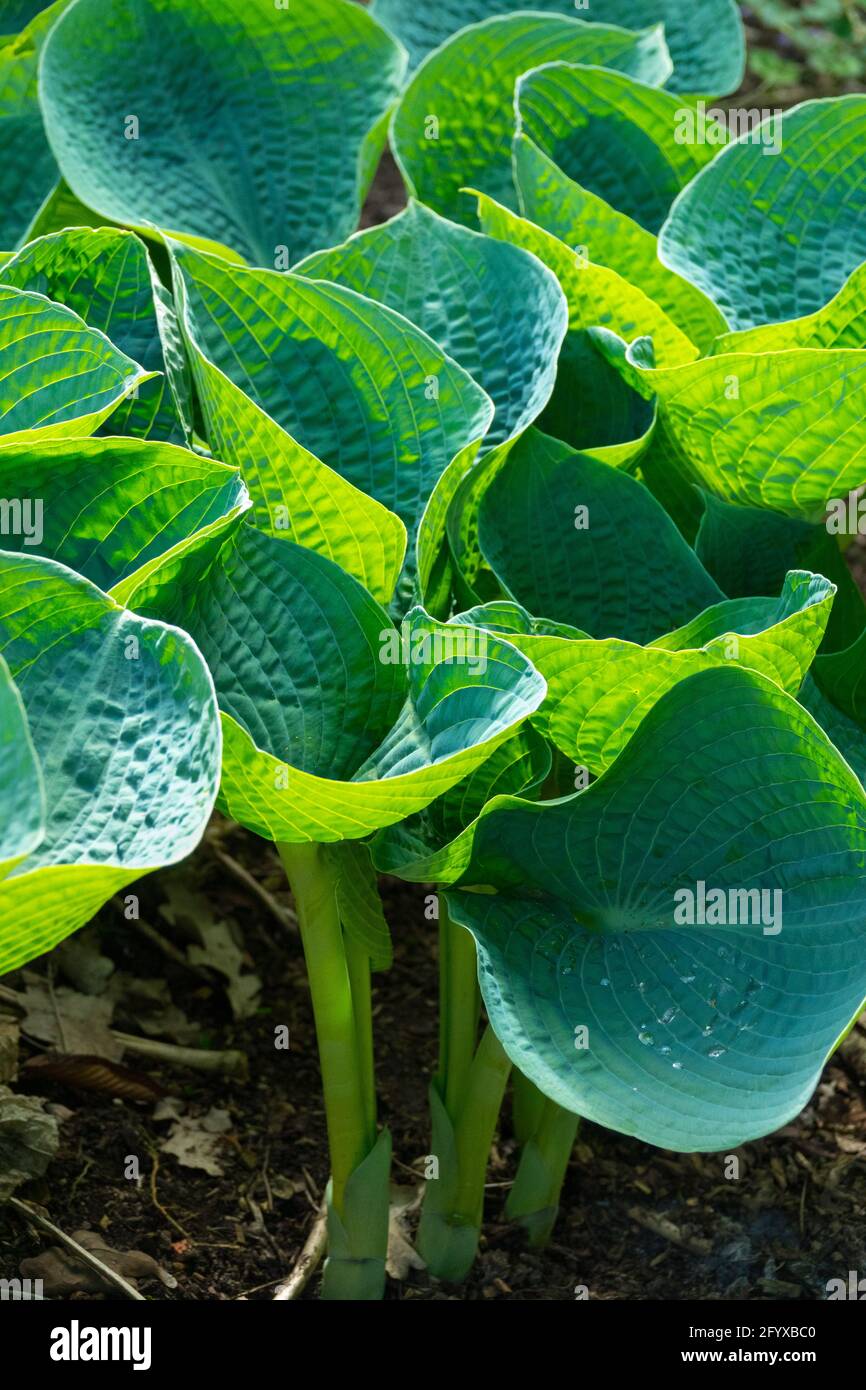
<box><xmin>155</xmin><ymin>1098</ymin><xmax>232</xmax><ymax>1175</ymax></box>
<box><xmin>386</xmin><ymin>1183</ymin><xmax>426</xmax><ymax>1280</ymax></box>
<box><xmin>20</xmin><ymin>1231</ymin><xmax>176</xmax><ymax>1296</ymax></box>
<box><xmin>20</xmin><ymin>976</ymin><xmax>121</xmax><ymax>1061</ymax></box>
<box><xmin>186</xmin><ymin>921</ymin><xmax>261</xmax><ymax>1021</ymax></box>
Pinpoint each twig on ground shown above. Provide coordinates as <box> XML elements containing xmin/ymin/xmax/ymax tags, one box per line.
<box><xmin>114</xmin><ymin>1033</ymin><xmax>248</xmax><ymax>1078</ymax></box>
<box><xmin>148</xmin><ymin>1148</ymin><xmax>192</xmax><ymax>1242</ymax></box>
<box><xmin>213</xmin><ymin>847</ymin><xmax>298</xmax><ymax>938</ymax></box>
<box><xmin>9</xmin><ymin>1196</ymin><xmax>146</xmax><ymax>1301</ymax></box>
<box><xmin>273</xmin><ymin>1203</ymin><xmax>328</xmax><ymax>1301</ymax></box>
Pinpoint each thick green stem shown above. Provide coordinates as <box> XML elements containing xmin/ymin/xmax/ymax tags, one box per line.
<box><xmin>506</xmin><ymin>1092</ymin><xmax>579</xmax><ymax>1247</ymax></box>
<box><xmin>278</xmin><ymin>841</ymin><xmax>388</xmax><ymax>1300</ymax></box>
<box><xmin>437</xmin><ymin>901</ymin><xmax>480</xmax><ymax>1115</ymax></box>
<box><xmin>452</xmin><ymin>1026</ymin><xmax>512</xmax><ymax>1222</ymax></box>
<box><xmin>511</xmin><ymin>1066</ymin><xmax>546</xmax><ymax>1146</ymax></box>
<box><xmin>418</xmin><ymin>1023</ymin><xmax>511</xmax><ymax>1281</ymax></box>
<box><xmin>345</xmin><ymin>932</ymin><xmax>376</xmax><ymax>1146</ymax></box>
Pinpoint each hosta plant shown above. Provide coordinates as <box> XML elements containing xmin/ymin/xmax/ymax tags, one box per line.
<box><xmin>1</xmin><ymin>0</ymin><xmax>865</xmax><ymax>1304</ymax></box>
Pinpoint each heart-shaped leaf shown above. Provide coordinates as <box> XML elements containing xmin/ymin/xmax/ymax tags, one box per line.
<box><xmin>0</xmin><ymin>550</ymin><xmax>221</xmax><ymax>974</ymax></box>
<box><xmin>391</xmin><ymin>15</ymin><xmax>672</xmax><ymax>226</ymax></box>
<box><xmin>0</xmin><ymin>435</ymin><xmax>249</xmax><ymax>600</ymax></box>
<box><xmin>39</xmin><ymin>0</ymin><xmax>407</xmax><ymax>266</ymax></box>
<box><xmin>170</xmin><ymin>244</ymin><xmax>493</xmax><ymax>602</ymax></box>
<box><xmin>295</xmin><ymin>199</ymin><xmax>568</xmax><ymax>448</ymax></box>
<box><xmin>443</xmin><ymin>665</ymin><xmax>866</xmax><ymax>1150</ymax></box>
<box><xmin>461</xmin><ymin>567</ymin><xmax>834</xmax><ymax>774</ymax></box>
<box><xmin>659</xmin><ymin>97</ymin><xmax>866</xmax><ymax>331</ymax></box>
<box><xmin>594</xmin><ymin>332</ymin><xmax>866</xmax><ymax>521</ymax></box>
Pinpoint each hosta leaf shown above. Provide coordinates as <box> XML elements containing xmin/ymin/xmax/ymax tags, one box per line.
<box><xmin>512</xmin><ymin>134</ymin><xmax>727</xmax><ymax>352</ymax></box>
<box><xmin>595</xmin><ymin>333</ymin><xmax>866</xmax><ymax>521</ymax></box>
<box><xmin>712</xmin><ymin>260</ymin><xmax>866</xmax><ymax>354</ymax></box>
<box><xmin>391</xmin><ymin>15</ymin><xmax>672</xmax><ymax>227</ymax></box>
<box><xmin>659</xmin><ymin>97</ymin><xmax>866</xmax><ymax>331</ymax></box>
<box><xmin>138</xmin><ymin>522</ymin><xmax>546</xmax><ymax>844</ymax></box>
<box><xmin>171</xmin><ymin>244</ymin><xmax>493</xmax><ymax>599</ymax></box>
<box><xmin>372</xmin><ymin>0</ymin><xmax>745</xmax><ymax>94</ymax></box>
<box><xmin>695</xmin><ymin>490</ymin><xmax>866</xmax><ymax>654</ymax></box>
<box><xmin>39</xmin><ymin>0</ymin><xmax>407</xmax><ymax>266</ymax></box>
<box><xmin>1</xmin><ymin>227</ymin><xmax>186</xmax><ymax>441</ymax></box>
<box><xmin>295</xmin><ymin>199</ymin><xmax>568</xmax><ymax>448</ymax></box>
<box><xmin>0</xmin><ymin>1</ymin><xmax>67</xmax><ymax>250</ymax></box>
<box><xmin>0</xmin><ymin>284</ymin><xmax>151</xmax><ymax>442</ymax></box>
<box><xmin>456</xmin><ymin>570</ymin><xmax>834</xmax><ymax>774</ymax></box>
<box><xmin>0</xmin><ymin>550</ymin><xmax>221</xmax><ymax>974</ymax></box>
<box><xmin>474</xmin><ymin>190</ymin><xmax>694</xmax><ymax>449</ymax></box>
<box><xmin>476</xmin><ymin>429</ymin><xmax>723</xmax><ymax>640</ymax></box>
<box><xmin>444</xmin><ymin>666</ymin><xmax>866</xmax><ymax>1150</ymax></box>
<box><xmin>0</xmin><ymin>436</ymin><xmax>249</xmax><ymax>599</ymax></box>
<box><xmin>516</xmin><ymin>64</ymin><xmax>719</xmax><ymax>234</ymax></box>
<box><xmin>0</xmin><ymin>655</ymin><xmax>44</xmax><ymax>878</ymax></box>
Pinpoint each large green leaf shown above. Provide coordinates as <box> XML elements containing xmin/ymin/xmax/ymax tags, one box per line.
<box><xmin>1</xmin><ymin>227</ymin><xmax>186</xmax><ymax>441</ymax></box>
<box><xmin>170</xmin><ymin>244</ymin><xmax>493</xmax><ymax>600</ymax></box>
<box><xmin>712</xmin><ymin>260</ymin><xmax>866</xmax><ymax>355</ymax></box>
<box><xmin>450</xmin><ymin>570</ymin><xmax>834</xmax><ymax>776</ymax></box>
<box><xmin>659</xmin><ymin>98</ymin><xmax>866</xmax><ymax>331</ymax></box>
<box><xmin>39</xmin><ymin>0</ymin><xmax>407</xmax><ymax>266</ymax></box>
<box><xmin>294</xmin><ymin>200</ymin><xmax>568</xmax><ymax>448</ymax></box>
<box><xmin>0</xmin><ymin>435</ymin><xmax>249</xmax><ymax>598</ymax></box>
<box><xmin>476</xmin><ymin>429</ymin><xmax>723</xmax><ymax>640</ymax></box>
<box><xmin>0</xmin><ymin>1</ymin><xmax>67</xmax><ymax>249</ymax></box>
<box><xmin>391</xmin><ymin>15</ymin><xmax>672</xmax><ymax>227</ymax></box>
<box><xmin>0</xmin><ymin>283</ymin><xmax>151</xmax><ymax>442</ymax></box>
<box><xmin>0</xmin><ymin>549</ymin><xmax>221</xmax><ymax>974</ymax></box>
<box><xmin>512</xmin><ymin>134</ymin><xmax>727</xmax><ymax>352</ymax></box>
<box><xmin>443</xmin><ymin>666</ymin><xmax>866</xmax><ymax>1150</ymax></box>
<box><xmin>473</xmin><ymin>189</ymin><xmax>693</xmax><ymax>450</ymax></box>
<box><xmin>372</xmin><ymin>0</ymin><xmax>745</xmax><ymax>93</ymax></box>
<box><xmin>594</xmin><ymin>332</ymin><xmax>866</xmax><ymax>521</ymax></box>
<box><xmin>516</xmin><ymin>64</ymin><xmax>718</xmax><ymax>234</ymax></box>
<box><xmin>0</xmin><ymin>655</ymin><xmax>44</xmax><ymax>879</ymax></box>
<box><xmin>136</xmin><ymin>521</ymin><xmax>547</xmax><ymax>844</ymax></box>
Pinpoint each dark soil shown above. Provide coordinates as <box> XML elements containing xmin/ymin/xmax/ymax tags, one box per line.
<box><xmin>4</xmin><ymin>811</ymin><xmax>866</xmax><ymax>1303</ymax></box>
